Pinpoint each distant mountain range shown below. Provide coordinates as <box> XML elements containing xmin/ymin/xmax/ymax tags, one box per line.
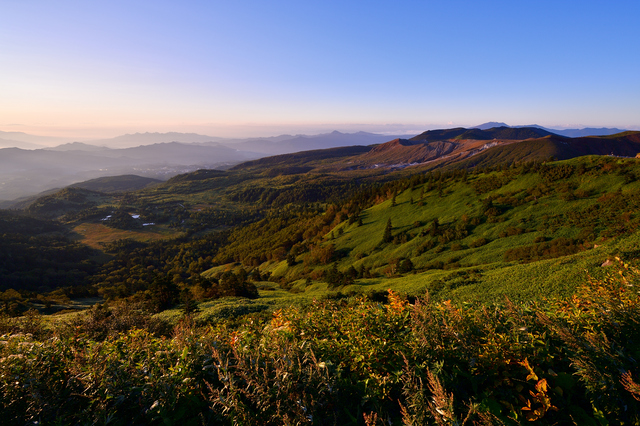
<box><xmin>86</xmin><ymin>132</ymin><xmax>229</xmax><ymax>149</ymax></box>
<box><xmin>65</xmin><ymin>130</ymin><xmax>413</xmax><ymax>154</ymax></box>
<box><xmin>1</xmin><ymin>126</ymin><xmax>638</xmax><ymax>203</ymax></box>
<box><xmin>0</xmin><ymin>125</ymin><xmax>631</xmax><ymax>151</ymax></box>
<box><xmin>473</xmin><ymin>122</ymin><xmax>628</xmax><ymax>138</ymax></box>
<box><xmin>0</xmin><ymin>131</ymin><xmax>413</xmax><ymax>201</ymax></box>
<box><xmin>0</xmin><ymin>137</ymin><xmax>45</xmax><ymax>150</ymax></box>
<box><xmin>0</xmin><ymin>130</ymin><xmax>77</xmax><ymax>149</ymax></box>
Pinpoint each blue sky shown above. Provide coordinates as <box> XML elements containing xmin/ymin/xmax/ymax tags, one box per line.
<box><xmin>1</xmin><ymin>0</ymin><xmax>638</xmax><ymax>139</ymax></box>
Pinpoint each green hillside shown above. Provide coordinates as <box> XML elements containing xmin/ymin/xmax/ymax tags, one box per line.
<box><xmin>199</xmin><ymin>156</ymin><xmax>640</xmax><ymax>306</ymax></box>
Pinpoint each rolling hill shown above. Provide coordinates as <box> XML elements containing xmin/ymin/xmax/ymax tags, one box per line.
<box><xmin>69</xmin><ymin>175</ymin><xmax>163</xmax><ymax>193</ymax></box>
<box><xmin>227</xmin><ymin>127</ymin><xmax>640</xmax><ymax>175</ymax></box>
<box><xmin>410</xmin><ymin>126</ymin><xmax>554</xmax><ymax>143</ymax></box>
<box><xmin>347</xmin><ymin>129</ymin><xmax>640</xmax><ymax>171</ymax></box>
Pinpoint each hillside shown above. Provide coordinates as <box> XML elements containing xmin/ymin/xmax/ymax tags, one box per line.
<box><xmin>2</xmin><ymin>175</ymin><xmax>162</xmax><ymax>210</ymax></box>
<box><xmin>410</xmin><ymin>126</ymin><xmax>554</xmax><ymax>143</ymax></box>
<box><xmin>456</xmin><ymin>133</ymin><xmax>640</xmax><ymax>169</ymax></box>
<box><xmin>229</xmin><ymin>130</ymin><xmax>412</xmax><ymax>155</ymax></box>
<box><xmin>69</xmin><ymin>175</ymin><xmax>162</xmax><ymax>193</ymax></box>
<box><xmin>201</xmin><ymin>155</ymin><xmax>640</xmax><ymax>304</ymax></box>
<box><xmin>19</xmin><ymin>152</ymin><xmax>640</xmax><ymax>304</ymax></box>
<box><xmin>354</xmin><ymin>139</ymin><xmax>458</xmax><ymax>166</ymax></box>
<box><xmin>345</xmin><ymin>130</ymin><xmax>640</xmax><ymax>171</ymax></box>
<box><xmin>230</xmin><ymin>145</ymin><xmax>373</xmax><ymax>173</ymax></box>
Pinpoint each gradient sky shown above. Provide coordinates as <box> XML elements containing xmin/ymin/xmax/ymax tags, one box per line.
<box><xmin>1</xmin><ymin>0</ymin><xmax>638</xmax><ymax>139</ymax></box>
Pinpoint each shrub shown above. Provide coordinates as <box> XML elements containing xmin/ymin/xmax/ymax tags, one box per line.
<box><xmin>469</xmin><ymin>237</ymin><xmax>489</xmax><ymax>248</ymax></box>
<box><xmin>450</xmin><ymin>243</ymin><xmax>464</xmax><ymax>251</ymax></box>
<box><xmin>504</xmin><ymin>237</ymin><xmax>582</xmax><ymax>263</ymax></box>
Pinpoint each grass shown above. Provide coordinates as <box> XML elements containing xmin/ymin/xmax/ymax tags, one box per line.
<box><xmin>159</xmin><ymin>228</ymin><xmax>640</xmax><ymax>326</ymax></box>
<box><xmin>156</xmin><ymin>281</ymin><xmax>331</xmax><ymax>325</ymax></box>
<box><xmin>71</xmin><ymin>223</ymin><xmax>183</xmax><ymax>249</ymax></box>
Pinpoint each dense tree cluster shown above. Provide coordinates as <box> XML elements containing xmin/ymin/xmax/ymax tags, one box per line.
<box><xmin>0</xmin><ymin>211</ymin><xmax>97</xmax><ymax>294</ymax></box>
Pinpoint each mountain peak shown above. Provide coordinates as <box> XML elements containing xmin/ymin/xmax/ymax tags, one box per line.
<box><xmin>473</xmin><ymin>122</ymin><xmax>509</xmax><ymax>130</ymax></box>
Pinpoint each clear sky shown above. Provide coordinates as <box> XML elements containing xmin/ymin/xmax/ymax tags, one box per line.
<box><xmin>1</xmin><ymin>0</ymin><xmax>638</xmax><ymax>139</ymax></box>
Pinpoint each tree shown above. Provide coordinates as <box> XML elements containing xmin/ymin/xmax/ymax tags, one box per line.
<box><xmin>180</xmin><ymin>288</ymin><xmax>200</xmax><ymax>315</ymax></box>
<box><xmin>382</xmin><ymin>218</ymin><xmax>393</xmax><ymax>243</ymax></box>
<box><xmin>429</xmin><ymin>218</ymin><xmax>439</xmax><ymax>237</ymax></box>
<box><xmin>220</xmin><ymin>271</ymin><xmax>259</xmax><ymax>299</ymax></box>
<box><xmin>148</xmin><ymin>276</ymin><xmax>180</xmax><ymax>312</ymax></box>
<box><xmin>398</xmin><ymin>258</ymin><xmax>414</xmax><ymax>274</ymax></box>
<box><xmin>326</xmin><ymin>263</ymin><xmax>354</xmax><ymax>289</ymax></box>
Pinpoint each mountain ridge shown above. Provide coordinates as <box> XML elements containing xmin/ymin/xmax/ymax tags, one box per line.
<box><xmin>473</xmin><ymin>122</ymin><xmax>629</xmax><ymax>138</ymax></box>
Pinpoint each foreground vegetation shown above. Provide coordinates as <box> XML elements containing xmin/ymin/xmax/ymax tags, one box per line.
<box><xmin>1</xmin><ymin>260</ymin><xmax>639</xmax><ymax>424</ymax></box>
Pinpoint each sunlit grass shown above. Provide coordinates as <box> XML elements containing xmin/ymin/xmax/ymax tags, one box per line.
<box><xmin>71</xmin><ymin>223</ymin><xmax>183</xmax><ymax>249</ymax></box>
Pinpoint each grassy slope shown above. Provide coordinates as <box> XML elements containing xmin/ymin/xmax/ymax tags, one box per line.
<box><xmin>331</xmin><ymin>160</ymin><xmax>638</xmax><ymax>300</ymax></box>
<box><xmin>71</xmin><ymin>223</ymin><xmax>183</xmax><ymax>250</ymax></box>
<box><xmin>167</xmin><ymin>157</ymin><xmax>640</xmax><ymax>324</ymax></box>
<box><xmin>202</xmin><ymin>157</ymin><xmax>640</xmax><ymax>310</ymax></box>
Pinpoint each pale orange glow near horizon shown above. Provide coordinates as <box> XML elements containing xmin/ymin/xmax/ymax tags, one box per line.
<box><xmin>2</xmin><ymin>2</ymin><xmax>638</xmax><ymax>143</ymax></box>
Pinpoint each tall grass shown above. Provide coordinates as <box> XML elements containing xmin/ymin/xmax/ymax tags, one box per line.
<box><xmin>1</xmin><ymin>260</ymin><xmax>640</xmax><ymax>424</ymax></box>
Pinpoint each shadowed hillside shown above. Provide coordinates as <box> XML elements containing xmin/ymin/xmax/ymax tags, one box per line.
<box><xmin>230</xmin><ymin>145</ymin><xmax>373</xmax><ymax>172</ymax></box>
<box><xmin>410</xmin><ymin>126</ymin><xmax>554</xmax><ymax>143</ymax></box>
<box><xmin>69</xmin><ymin>175</ymin><xmax>162</xmax><ymax>193</ymax></box>
<box><xmin>455</xmin><ymin>132</ymin><xmax>640</xmax><ymax>169</ymax></box>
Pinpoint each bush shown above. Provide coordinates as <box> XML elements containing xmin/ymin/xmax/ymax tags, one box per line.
<box><xmin>504</xmin><ymin>237</ymin><xmax>582</xmax><ymax>263</ymax></box>
<box><xmin>469</xmin><ymin>237</ymin><xmax>489</xmax><ymax>248</ymax></box>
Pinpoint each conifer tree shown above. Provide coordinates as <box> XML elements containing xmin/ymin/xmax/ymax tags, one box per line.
<box><xmin>382</xmin><ymin>218</ymin><xmax>393</xmax><ymax>243</ymax></box>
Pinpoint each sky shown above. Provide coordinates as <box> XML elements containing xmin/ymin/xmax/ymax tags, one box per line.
<box><xmin>1</xmin><ymin>0</ymin><xmax>639</xmax><ymax>140</ymax></box>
